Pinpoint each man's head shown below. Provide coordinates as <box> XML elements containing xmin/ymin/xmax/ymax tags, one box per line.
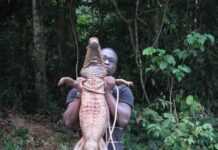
<box><xmin>102</xmin><ymin>48</ymin><xmax>118</xmax><ymax>76</ymax></box>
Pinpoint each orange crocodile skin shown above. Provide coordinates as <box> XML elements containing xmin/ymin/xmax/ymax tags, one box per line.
<box><xmin>74</xmin><ymin>77</ymin><xmax>109</xmax><ymax>150</ymax></box>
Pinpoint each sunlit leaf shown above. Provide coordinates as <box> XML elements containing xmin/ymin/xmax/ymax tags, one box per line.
<box><xmin>178</xmin><ymin>65</ymin><xmax>191</xmax><ymax>73</ymax></box>
<box><xmin>143</xmin><ymin>47</ymin><xmax>157</xmax><ymax>56</ymax></box>
<box><xmin>186</xmin><ymin>95</ymin><xmax>194</xmax><ymax>105</ymax></box>
<box><xmin>159</xmin><ymin>61</ymin><xmax>168</xmax><ymax>70</ymax></box>
<box><xmin>164</xmin><ymin>55</ymin><xmax>176</xmax><ymax>66</ymax></box>
<box><xmin>205</xmin><ymin>34</ymin><xmax>215</xmax><ymax>45</ymax></box>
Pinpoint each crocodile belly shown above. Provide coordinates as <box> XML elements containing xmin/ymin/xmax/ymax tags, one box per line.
<box><xmin>79</xmin><ymin>90</ymin><xmax>109</xmax><ymax>141</ymax></box>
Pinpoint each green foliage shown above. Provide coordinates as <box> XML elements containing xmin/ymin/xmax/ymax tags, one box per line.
<box><xmin>124</xmin><ymin>96</ymin><xmax>218</xmax><ymax>150</ymax></box>
<box><xmin>126</xmin><ymin>31</ymin><xmax>217</xmax><ymax>149</ymax></box>
<box><xmin>0</xmin><ymin>128</ymin><xmax>29</xmax><ymax>150</ymax></box>
<box><xmin>76</xmin><ymin>6</ymin><xmax>98</xmax><ymax>42</ymax></box>
<box><xmin>143</xmin><ymin>47</ymin><xmax>191</xmax><ymax>81</ymax></box>
<box><xmin>143</xmin><ymin>32</ymin><xmax>214</xmax><ymax>82</ymax></box>
<box><xmin>59</xmin><ymin>144</ymin><xmax>72</xmax><ymax>150</ymax></box>
<box><xmin>0</xmin><ymin>124</ymin><xmax>74</xmax><ymax>150</ymax></box>
<box><xmin>185</xmin><ymin>32</ymin><xmax>215</xmax><ymax>52</ymax></box>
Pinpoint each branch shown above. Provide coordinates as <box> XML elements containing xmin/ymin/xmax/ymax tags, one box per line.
<box><xmin>68</xmin><ymin>0</ymin><xmax>79</xmax><ymax>78</ymax></box>
<box><xmin>135</xmin><ymin>0</ymin><xmax>150</xmax><ymax>103</ymax></box>
<box><xmin>136</xmin><ymin>17</ymin><xmax>148</xmax><ymax>27</ymax></box>
<box><xmin>152</xmin><ymin>1</ymin><xmax>168</xmax><ymax>47</ymax></box>
<box><xmin>109</xmin><ymin>0</ymin><xmax>150</xmax><ymax>103</ymax></box>
<box><xmin>109</xmin><ymin>0</ymin><xmax>130</xmax><ymax>24</ymax></box>
<box><xmin>135</xmin><ymin>0</ymin><xmax>139</xmax><ymax>63</ymax></box>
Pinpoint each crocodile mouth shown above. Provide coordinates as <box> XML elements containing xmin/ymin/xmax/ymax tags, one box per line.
<box><xmin>80</xmin><ymin>37</ymin><xmax>107</xmax><ymax>77</ymax></box>
<box><xmin>83</xmin><ymin>37</ymin><xmax>104</xmax><ymax>68</ymax></box>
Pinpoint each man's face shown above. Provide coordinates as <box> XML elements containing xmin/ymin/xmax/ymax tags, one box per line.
<box><xmin>102</xmin><ymin>48</ymin><xmax>118</xmax><ymax>76</ymax></box>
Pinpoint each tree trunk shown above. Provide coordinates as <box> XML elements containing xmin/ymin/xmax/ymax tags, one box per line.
<box><xmin>153</xmin><ymin>13</ymin><xmax>160</xmax><ymax>47</ymax></box>
<box><xmin>56</xmin><ymin>2</ymin><xmax>65</xmax><ymax>70</ymax></box>
<box><xmin>32</xmin><ymin>0</ymin><xmax>47</xmax><ymax>109</ymax></box>
<box><xmin>67</xmin><ymin>0</ymin><xmax>79</xmax><ymax>78</ymax></box>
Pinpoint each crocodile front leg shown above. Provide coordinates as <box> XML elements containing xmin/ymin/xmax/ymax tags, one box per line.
<box><xmin>116</xmin><ymin>79</ymin><xmax>133</xmax><ymax>86</ymax></box>
<box><xmin>58</xmin><ymin>77</ymin><xmax>85</xmax><ymax>89</ymax></box>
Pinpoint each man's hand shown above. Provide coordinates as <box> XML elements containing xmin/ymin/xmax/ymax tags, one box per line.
<box><xmin>74</xmin><ymin>77</ymin><xmax>86</xmax><ymax>93</ymax></box>
<box><xmin>104</xmin><ymin>76</ymin><xmax>116</xmax><ymax>92</ymax></box>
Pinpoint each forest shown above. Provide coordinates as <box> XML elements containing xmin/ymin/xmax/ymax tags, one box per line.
<box><xmin>0</xmin><ymin>0</ymin><xmax>218</xmax><ymax>149</ymax></box>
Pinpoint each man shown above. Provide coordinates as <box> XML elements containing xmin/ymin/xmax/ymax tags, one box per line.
<box><xmin>63</xmin><ymin>48</ymin><xmax>134</xmax><ymax>150</ymax></box>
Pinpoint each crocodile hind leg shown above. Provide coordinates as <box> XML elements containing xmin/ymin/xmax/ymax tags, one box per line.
<box><xmin>73</xmin><ymin>137</ymin><xmax>85</xmax><ymax>150</ymax></box>
<box><xmin>73</xmin><ymin>137</ymin><xmax>98</xmax><ymax>150</ymax></box>
<box><xmin>83</xmin><ymin>139</ymin><xmax>98</xmax><ymax>150</ymax></box>
<box><xmin>73</xmin><ymin>138</ymin><xmax>107</xmax><ymax>150</ymax></box>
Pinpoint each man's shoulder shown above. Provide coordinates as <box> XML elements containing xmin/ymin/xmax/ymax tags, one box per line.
<box><xmin>114</xmin><ymin>84</ymin><xmax>132</xmax><ymax>93</ymax></box>
<box><xmin>114</xmin><ymin>84</ymin><xmax>130</xmax><ymax>89</ymax></box>
<box><xmin>112</xmin><ymin>84</ymin><xmax>134</xmax><ymax>107</ymax></box>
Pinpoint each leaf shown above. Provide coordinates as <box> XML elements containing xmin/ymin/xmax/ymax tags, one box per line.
<box><xmin>200</xmin><ymin>46</ymin><xmax>205</xmax><ymax>52</ymax></box>
<box><xmin>163</xmin><ymin>113</ymin><xmax>176</xmax><ymax>122</ymax></box>
<box><xmin>186</xmin><ymin>95</ymin><xmax>194</xmax><ymax>105</ymax></box>
<box><xmin>147</xmin><ymin>124</ymin><xmax>161</xmax><ymax>137</ymax></box>
<box><xmin>174</xmin><ymin>49</ymin><xmax>183</xmax><ymax>59</ymax></box>
<box><xmin>187</xmin><ymin>136</ymin><xmax>195</xmax><ymax>145</ymax></box>
<box><xmin>157</xmin><ymin>48</ymin><xmax>166</xmax><ymax>56</ymax></box>
<box><xmin>186</xmin><ymin>33</ymin><xmax>195</xmax><ymax>45</ymax></box>
<box><xmin>202</xmin><ymin>123</ymin><xmax>212</xmax><ymax>130</ymax></box>
<box><xmin>159</xmin><ymin>61</ymin><xmax>168</xmax><ymax>70</ymax></box>
<box><xmin>178</xmin><ymin>65</ymin><xmax>191</xmax><ymax>73</ymax></box>
<box><xmin>199</xmin><ymin>36</ymin><xmax>207</xmax><ymax>45</ymax></box>
<box><xmin>164</xmin><ymin>55</ymin><xmax>176</xmax><ymax>66</ymax></box>
<box><xmin>205</xmin><ymin>34</ymin><xmax>215</xmax><ymax>45</ymax></box>
<box><xmin>145</xmin><ymin>65</ymin><xmax>156</xmax><ymax>73</ymax></box>
<box><xmin>172</xmin><ymin>68</ymin><xmax>185</xmax><ymax>81</ymax></box>
<box><xmin>77</xmin><ymin>15</ymin><xmax>92</xmax><ymax>25</ymax></box>
<box><xmin>179</xmin><ymin>51</ymin><xmax>189</xmax><ymax>60</ymax></box>
<box><xmin>143</xmin><ymin>47</ymin><xmax>157</xmax><ymax>56</ymax></box>
<box><xmin>145</xmin><ymin>67</ymin><xmax>153</xmax><ymax>73</ymax></box>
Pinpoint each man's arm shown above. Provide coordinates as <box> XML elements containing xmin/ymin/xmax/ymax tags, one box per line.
<box><xmin>61</xmin><ymin>78</ymin><xmax>84</xmax><ymax>129</ymax></box>
<box><xmin>63</xmin><ymin>98</ymin><xmax>80</xmax><ymax>128</ymax></box>
<box><xmin>105</xmin><ymin>92</ymin><xmax>132</xmax><ymax>128</ymax></box>
<box><xmin>63</xmin><ymin>89</ymin><xmax>81</xmax><ymax>129</ymax></box>
<box><xmin>104</xmin><ymin>76</ymin><xmax>133</xmax><ymax>128</ymax></box>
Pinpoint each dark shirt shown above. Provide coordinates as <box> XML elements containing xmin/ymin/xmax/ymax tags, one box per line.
<box><xmin>66</xmin><ymin>84</ymin><xmax>134</xmax><ymax>150</ymax></box>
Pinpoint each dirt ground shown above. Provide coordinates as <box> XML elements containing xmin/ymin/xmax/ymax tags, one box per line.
<box><xmin>0</xmin><ymin>111</ymin><xmax>80</xmax><ymax>150</ymax></box>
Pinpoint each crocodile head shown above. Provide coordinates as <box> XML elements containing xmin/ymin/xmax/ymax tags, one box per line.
<box><xmin>80</xmin><ymin>37</ymin><xmax>107</xmax><ymax>77</ymax></box>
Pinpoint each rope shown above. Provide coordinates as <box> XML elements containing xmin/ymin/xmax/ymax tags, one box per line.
<box><xmin>106</xmin><ymin>85</ymin><xmax>119</xmax><ymax>150</ymax></box>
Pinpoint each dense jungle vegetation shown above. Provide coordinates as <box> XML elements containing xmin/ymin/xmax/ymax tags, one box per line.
<box><xmin>0</xmin><ymin>0</ymin><xmax>218</xmax><ymax>149</ymax></box>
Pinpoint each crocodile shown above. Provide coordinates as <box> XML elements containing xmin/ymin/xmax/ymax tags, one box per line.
<box><xmin>58</xmin><ymin>37</ymin><xmax>132</xmax><ymax>150</ymax></box>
